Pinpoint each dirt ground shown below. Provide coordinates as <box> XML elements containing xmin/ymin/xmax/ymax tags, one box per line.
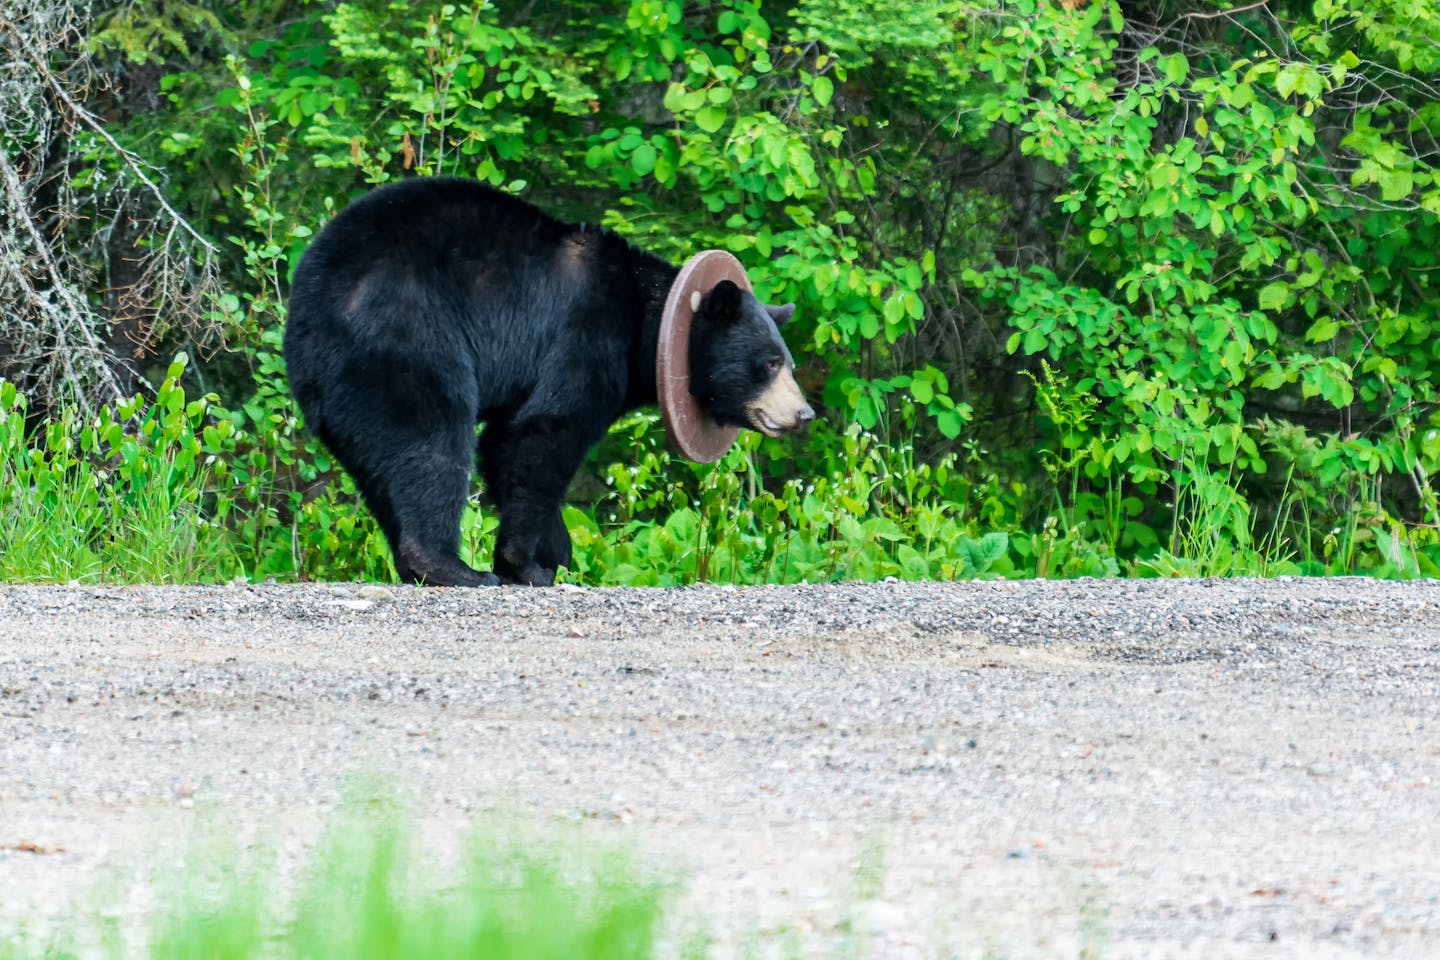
<box><xmin>1</xmin><ymin>578</ymin><xmax>1438</xmax><ymax>958</ymax></box>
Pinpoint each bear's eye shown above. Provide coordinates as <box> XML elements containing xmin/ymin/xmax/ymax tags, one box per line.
<box><xmin>763</xmin><ymin>357</ymin><xmax>782</xmax><ymax>374</ymax></box>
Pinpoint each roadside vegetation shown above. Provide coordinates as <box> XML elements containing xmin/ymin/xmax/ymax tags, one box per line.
<box><xmin>3</xmin><ymin>0</ymin><xmax>1439</xmax><ymax>584</ymax></box>
<box><xmin>0</xmin><ymin>808</ymin><xmax>689</xmax><ymax>960</ymax></box>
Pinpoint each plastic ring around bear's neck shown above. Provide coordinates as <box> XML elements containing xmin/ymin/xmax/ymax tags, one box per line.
<box><xmin>657</xmin><ymin>249</ymin><xmax>747</xmax><ymax>463</ymax></box>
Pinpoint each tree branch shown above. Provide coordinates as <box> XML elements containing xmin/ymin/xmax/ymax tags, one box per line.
<box><xmin>1</xmin><ymin>16</ymin><xmax>217</xmax><ymax>257</ymax></box>
<box><xmin>1181</xmin><ymin>1</ymin><xmax>1270</xmax><ymax>20</ymax></box>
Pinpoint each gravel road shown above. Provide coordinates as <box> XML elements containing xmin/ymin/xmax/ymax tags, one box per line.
<box><xmin>1</xmin><ymin>578</ymin><xmax>1438</xmax><ymax>958</ymax></box>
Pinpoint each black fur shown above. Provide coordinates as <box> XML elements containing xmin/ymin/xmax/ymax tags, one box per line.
<box><xmin>688</xmin><ymin>279</ymin><xmax>797</xmax><ymax>429</ymax></box>
<box><xmin>284</xmin><ymin>176</ymin><xmax>806</xmax><ymax>587</ymax></box>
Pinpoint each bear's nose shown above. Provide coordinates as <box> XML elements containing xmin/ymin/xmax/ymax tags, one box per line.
<box><xmin>794</xmin><ymin>405</ymin><xmax>816</xmax><ymax>429</ymax></box>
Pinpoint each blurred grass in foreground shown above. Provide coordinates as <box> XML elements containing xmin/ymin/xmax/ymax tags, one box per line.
<box><xmin>0</xmin><ymin>804</ymin><xmax>688</xmax><ymax>960</ymax></box>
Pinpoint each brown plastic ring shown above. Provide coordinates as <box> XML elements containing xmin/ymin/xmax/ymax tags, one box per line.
<box><xmin>657</xmin><ymin>250</ymin><xmax>748</xmax><ymax>462</ymax></box>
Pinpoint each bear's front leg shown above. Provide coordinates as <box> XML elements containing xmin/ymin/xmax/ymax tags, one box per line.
<box><xmin>492</xmin><ymin>506</ymin><xmax>573</xmax><ymax>586</ymax></box>
<box><xmin>480</xmin><ymin>416</ymin><xmax>589</xmax><ymax>587</ymax></box>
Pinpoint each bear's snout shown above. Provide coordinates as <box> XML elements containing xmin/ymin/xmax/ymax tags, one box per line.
<box><xmin>747</xmin><ymin>366</ymin><xmax>814</xmax><ymax>437</ymax></box>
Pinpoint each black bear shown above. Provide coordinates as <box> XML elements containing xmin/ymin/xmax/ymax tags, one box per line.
<box><xmin>284</xmin><ymin>176</ymin><xmax>814</xmax><ymax>587</ymax></box>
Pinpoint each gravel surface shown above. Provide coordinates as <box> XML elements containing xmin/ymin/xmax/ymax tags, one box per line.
<box><xmin>1</xmin><ymin>578</ymin><xmax>1438</xmax><ymax>958</ymax></box>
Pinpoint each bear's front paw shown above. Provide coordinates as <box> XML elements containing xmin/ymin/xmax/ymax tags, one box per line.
<box><xmin>496</xmin><ymin>567</ymin><xmax>557</xmax><ymax>588</ymax></box>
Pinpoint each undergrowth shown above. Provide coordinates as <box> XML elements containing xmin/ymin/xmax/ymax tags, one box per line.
<box><xmin>3</xmin><ymin>361</ymin><xmax>1437</xmax><ymax>585</ymax></box>
<box><xmin>0</xmin><ymin>365</ymin><xmax>236</xmax><ymax>584</ymax></box>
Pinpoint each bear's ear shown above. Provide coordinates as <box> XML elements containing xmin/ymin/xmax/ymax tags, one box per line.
<box><xmin>701</xmin><ymin>279</ymin><xmax>744</xmax><ymax>322</ymax></box>
<box><xmin>765</xmin><ymin>303</ymin><xmax>796</xmax><ymax>326</ymax></box>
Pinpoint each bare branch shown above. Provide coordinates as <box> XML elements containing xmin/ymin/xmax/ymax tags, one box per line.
<box><xmin>2</xmin><ymin>18</ymin><xmax>216</xmax><ymax>257</ymax></box>
<box><xmin>0</xmin><ymin>0</ymin><xmax>225</xmax><ymax>415</ymax></box>
<box><xmin>1180</xmin><ymin>1</ymin><xmax>1270</xmax><ymax>20</ymax></box>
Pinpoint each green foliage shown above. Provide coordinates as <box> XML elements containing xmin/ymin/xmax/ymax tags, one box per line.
<box><xmin>158</xmin><ymin>0</ymin><xmax>963</xmax><ymax>441</ymax></box>
<box><xmin>565</xmin><ymin>424</ymin><xmax>1012</xmax><ymax>585</ymax></box>
<box><xmin>0</xmin><ymin>358</ymin><xmax>236</xmax><ymax>583</ymax></box>
<box><xmin>953</xmin><ymin>0</ymin><xmax>1440</xmax><ymax>562</ymax></box>
<box><xmin>1137</xmin><ymin>460</ymin><xmax>1303</xmax><ymax>579</ymax></box>
<box><xmin>12</xmin><ymin>0</ymin><xmax>1440</xmax><ymax>585</ymax></box>
<box><xmin>92</xmin><ymin>1</ymin><xmax>223</xmax><ymax>66</ymax></box>
<box><xmin>138</xmin><ymin>0</ymin><xmax>985</xmax><ymax>585</ymax></box>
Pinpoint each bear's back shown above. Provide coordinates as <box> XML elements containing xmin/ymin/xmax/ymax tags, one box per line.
<box><xmin>284</xmin><ymin>177</ymin><xmax>657</xmax><ymax>431</ymax></box>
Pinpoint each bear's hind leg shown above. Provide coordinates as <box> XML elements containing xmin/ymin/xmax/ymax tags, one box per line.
<box><xmin>323</xmin><ymin>422</ymin><xmax>498</xmax><ymax>588</ymax></box>
<box><xmin>385</xmin><ymin>437</ymin><xmax>500</xmax><ymax>587</ymax></box>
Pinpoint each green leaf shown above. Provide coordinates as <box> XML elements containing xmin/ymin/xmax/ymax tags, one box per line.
<box><xmin>630</xmin><ymin>143</ymin><xmax>656</xmax><ymax>176</ymax></box>
<box><xmin>663</xmin><ymin>507</ymin><xmax>698</xmax><ymax>541</ymax></box>
<box><xmin>1304</xmin><ymin>318</ymin><xmax>1341</xmax><ymax>343</ymax></box>
<box><xmin>1258</xmin><ymin>283</ymin><xmax>1290</xmax><ymax>311</ymax></box>
<box><xmin>935</xmin><ymin>408</ymin><xmax>965</xmax><ymax>439</ymax></box>
<box><xmin>695</xmin><ymin>105</ymin><xmax>727</xmax><ymax>133</ymax></box>
<box><xmin>959</xmin><ymin>532</ymin><xmax>1009</xmax><ymax>576</ymax></box>
<box><xmin>883</xmin><ymin>293</ymin><xmax>905</xmax><ymax>326</ymax></box>
<box><xmin>1379</xmin><ymin>168</ymin><xmax>1414</xmax><ymax>202</ymax></box>
<box><xmin>854</xmin><ymin>392</ymin><xmax>878</xmax><ymax>428</ymax></box>
<box><xmin>1275</xmin><ymin>66</ymin><xmax>1297</xmax><ymax>99</ymax></box>
<box><xmin>1319</xmin><ymin>369</ymin><xmax>1355</xmax><ymax>409</ymax></box>
<box><xmin>813</xmin><ymin>75</ymin><xmax>834</xmax><ymax>107</ymax></box>
<box><xmin>1162</xmin><ymin>53</ymin><xmax>1188</xmax><ymax>85</ymax></box>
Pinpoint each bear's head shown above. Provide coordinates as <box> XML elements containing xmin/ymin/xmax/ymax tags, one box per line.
<box><xmin>688</xmin><ymin>280</ymin><xmax>815</xmax><ymax>437</ymax></box>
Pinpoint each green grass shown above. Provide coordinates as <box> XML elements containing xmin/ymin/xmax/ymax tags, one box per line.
<box><xmin>2</xmin><ymin>808</ymin><xmax>682</xmax><ymax>960</ymax></box>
